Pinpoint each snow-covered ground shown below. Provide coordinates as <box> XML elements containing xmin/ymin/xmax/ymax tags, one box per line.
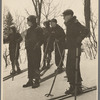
<box><xmin>2</xmin><ymin>46</ymin><xmax>98</xmax><ymax>100</ymax></box>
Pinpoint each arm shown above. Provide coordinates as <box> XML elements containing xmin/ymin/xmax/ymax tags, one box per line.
<box><xmin>16</xmin><ymin>33</ymin><xmax>23</xmax><ymax>43</ymax></box>
<box><xmin>55</xmin><ymin>28</ymin><xmax>66</xmax><ymax>42</ymax></box>
<box><xmin>3</xmin><ymin>35</ymin><xmax>11</xmax><ymax>43</ymax></box>
<box><xmin>76</xmin><ymin>22</ymin><xmax>90</xmax><ymax>43</ymax></box>
<box><xmin>35</xmin><ymin>27</ymin><xmax>44</xmax><ymax>48</ymax></box>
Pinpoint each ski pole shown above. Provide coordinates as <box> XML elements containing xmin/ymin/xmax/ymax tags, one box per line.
<box><xmin>55</xmin><ymin>40</ymin><xmax>66</xmax><ymax>70</ymax></box>
<box><xmin>74</xmin><ymin>48</ymin><xmax>79</xmax><ymax>100</ymax></box>
<box><xmin>40</xmin><ymin>36</ymin><xmax>51</xmax><ymax>71</ymax></box>
<box><xmin>45</xmin><ymin>50</ymin><xmax>65</xmax><ymax>97</ymax></box>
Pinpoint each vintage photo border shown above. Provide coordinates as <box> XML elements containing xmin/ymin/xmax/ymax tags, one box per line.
<box><xmin>0</xmin><ymin>0</ymin><xmax>99</xmax><ymax>100</ymax></box>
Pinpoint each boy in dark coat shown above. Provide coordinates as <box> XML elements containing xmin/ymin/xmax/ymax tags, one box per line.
<box><xmin>63</xmin><ymin>9</ymin><xmax>89</xmax><ymax>94</ymax></box>
<box><xmin>42</xmin><ymin>20</ymin><xmax>54</xmax><ymax>69</ymax></box>
<box><xmin>23</xmin><ymin>15</ymin><xmax>43</xmax><ymax>88</ymax></box>
<box><xmin>4</xmin><ymin>26</ymin><xmax>22</xmax><ymax>74</ymax></box>
<box><xmin>50</xmin><ymin>19</ymin><xmax>65</xmax><ymax>73</ymax></box>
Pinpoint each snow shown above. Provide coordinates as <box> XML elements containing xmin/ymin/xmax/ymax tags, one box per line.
<box><xmin>2</xmin><ymin>46</ymin><xmax>98</xmax><ymax>100</ymax></box>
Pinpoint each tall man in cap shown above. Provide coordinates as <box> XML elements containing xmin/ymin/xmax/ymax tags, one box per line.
<box><xmin>23</xmin><ymin>15</ymin><xmax>43</xmax><ymax>88</ymax></box>
<box><xmin>50</xmin><ymin>19</ymin><xmax>65</xmax><ymax>73</ymax></box>
<box><xmin>63</xmin><ymin>9</ymin><xmax>89</xmax><ymax>94</ymax></box>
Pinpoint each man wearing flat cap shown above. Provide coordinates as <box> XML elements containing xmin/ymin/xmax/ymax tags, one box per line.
<box><xmin>23</xmin><ymin>15</ymin><xmax>43</xmax><ymax>88</ymax></box>
<box><xmin>63</xmin><ymin>9</ymin><xmax>89</xmax><ymax>94</ymax></box>
<box><xmin>50</xmin><ymin>18</ymin><xmax>65</xmax><ymax>73</ymax></box>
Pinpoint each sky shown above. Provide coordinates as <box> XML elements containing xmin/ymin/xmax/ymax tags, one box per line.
<box><xmin>3</xmin><ymin>0</ymin><xmax>98</xmax><ymax>29</ymax></box>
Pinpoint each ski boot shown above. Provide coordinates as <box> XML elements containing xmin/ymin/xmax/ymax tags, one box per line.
<box><xmin>10</xmin><ymin>69</ymin><xmax>16</xmax><ymax>75</ymax></box>
<box><xmin>16</xmin><ymin>68</ymin><xmax>21</xmax><ymax>74</ymax></box>
<box><xmin>65</xmin><ymin>85</ymin><xmax>75</xmax><ymax>95</ymax></box>
<box><xmin>32</xmin><ymin>79</ymin><xmax>40</xmax><ymax>88</ymax></box>
<box><xmin>55</xmin><ymin>67</ymin><xmax>63</xmax><ymax>74</ymax></box>
<box><xmin>23</xmin><ymin>80</ymin><xmax>33</xmax><ymax>88</ymax></box>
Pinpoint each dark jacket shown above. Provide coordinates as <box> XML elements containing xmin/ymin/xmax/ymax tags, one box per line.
<box><xmin>51</xmin><ymin>24</ymin><xmax>65</xmax><ymax>43</ymax></box>
<box><xmin>25</xmin><ymin>25</ymin><xmax>43</xmax><ymax>50</ymax></box>
<box><xmin>43</xmin><ymin>27</ymin><xmax>54</xmax><ymax>52</ymax></box>
<box><xmin>65</xmin><ymin>16</ymin><xmax>89</xmax><ymax>49</ymax></box>
<box><xmin>4</xmin><ymin>32</ymin><xmax>22</xmax><ymax>50</ymax></box>
<box><xmin>43</xmin><ymin>27</ymin><xmax>51</xmax><ymax>43</ymax></box>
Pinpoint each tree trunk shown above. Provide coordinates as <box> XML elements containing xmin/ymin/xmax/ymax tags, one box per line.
<box><xmin>84</xmin><ymin>0</ymin><xmax>90</xmax><ymax>31</ymax></box>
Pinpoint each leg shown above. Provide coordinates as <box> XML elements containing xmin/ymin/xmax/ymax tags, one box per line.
<box><xmin>15</xmin><ymin>49</ymin><xmax>21</xmax><ymax>72</ymax></box>
<box><xmin>9</xmin><ymin>49</ymin><xmax>16</xmax><ymax>74</ymax></box>
<box><xmin>55</xmin><ymin>43</ymin><xmax>64</xmax><ymax>70</ymax></box>
<box><xmin>23</xmin><ymin>49</ymin><xmax>34</xmax><ymax>88</ymax></box>
<box><xmin>47</xmin><ymin>51</ymin><xmax>52</xmax><ymax>67</ymax></box>
<box><xmin>65</xmin><ymin>47</ymin><xmax>82</xmax><ymax>94</ymax></box>
<box><xmin>32</xmin><ymin>48</ymin><xmax>41</xmax><ymax>88</ymax></box>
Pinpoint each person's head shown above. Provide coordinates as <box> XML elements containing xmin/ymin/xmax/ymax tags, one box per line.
<box><xmin>9</xmin><ymin>25</ymin><xmax>16</xmax><ymax>34</ymax></box>
<box><xmin>27</xmin><ymin>15</ymin><xmax>37</xmax><ymax>27</ymax></box>
<box><xmin>43</xmin><ymin>20</ymin><xmax>50</xmax><ymax>28</ymax></box>
<box><xmin>50</xmin><ymin>19</ymin><xmax>57</xmax><ymax>27</ymax></box>
<box><xmin>63</xmin><ymin>9</ymin><xmax>74</xmax><ymax>23</ymax></box>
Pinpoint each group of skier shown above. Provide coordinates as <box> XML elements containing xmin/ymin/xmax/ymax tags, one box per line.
<box><xmin>4</xmin><ymin>9</ymin><xmax>89</xmax><ymax>95</ymax></box>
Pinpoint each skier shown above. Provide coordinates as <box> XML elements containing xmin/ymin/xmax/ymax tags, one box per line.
<box><xmin>50</xmin><ymin>19</ymin><xmax>65</xmax><ymax>73</ymax></box>
<box><xmin>23</xmin><ymin>15</ymin><xmax>43</xmax><ymax>88</ymax></box>
<box><xmin>3</xmin><ymin>25</ymin><xmax>22</xmax><ymax>74</ymax></box>
<box><xmin>63</xmin><ymin>9</ymin><xmax>89</xmax><ymax>94</ymax></box>
<box><xmin>42</xmin><ymin>20</ymin><xmax>54</xmax><ymax>70</ymax></box>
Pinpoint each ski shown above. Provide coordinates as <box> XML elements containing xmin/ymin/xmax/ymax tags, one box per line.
<box><xmin>40</xmin><ymin>64</ymin><xmax>53</xmax><ymax>76</ymax></box>
<box><xmin>3</xmin><ymin>68</ymin><xmax>28</xmax><ymax>81</ymax></box>
<box><xmin>47</xmin><ymin>86</ymin><xmax>97</xmax><ymax>100</ymax></box>
<box><xmin>40</xmin><ymin>68</ymin><xmax>65</xmax><ymax>83</ymax></box>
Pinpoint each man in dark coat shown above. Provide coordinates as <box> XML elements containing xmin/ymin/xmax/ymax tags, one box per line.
<box><xmin>42</xmin><ymin>21</ymin><xmax>54</xmax><ymax>69</ymax></box>
<box><xmin>50</xmin><ymin>19</ymin><xmax>65</xmax><ymax>73</ymax></box>
<box><xmin>4</xmin><ymin>26</ymin><xmax>22</xmax><ymax>74</ymax></box>
<box><xmin>23</xmin><ymin>15</ymin><xmax>43</xmax><ymax>88</ymax></box>
<box><xmin>63</xmin><ymin>9</ymin><xmax>89</xmax><ymax>94</ymax></box>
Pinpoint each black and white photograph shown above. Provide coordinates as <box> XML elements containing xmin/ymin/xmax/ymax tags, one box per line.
<box><xmin>2</xmin><ymin>0</ymin><xmax>98</xmax><ymax>100</ymax></box>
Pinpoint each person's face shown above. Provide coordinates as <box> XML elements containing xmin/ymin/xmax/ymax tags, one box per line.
<box><xmin>50</xmin><ymin>22</ymin><xmax>57</xmax><ymax>27</ymax></box>
<box><xmin>27</xmin><ymin>20</ymin><xmax>33</xmax><ymax>26</ymax></box>
<box><xmin>63</xmin><ymin>15</ymin><xmax>72</xmax><ymax>23</ymax></box>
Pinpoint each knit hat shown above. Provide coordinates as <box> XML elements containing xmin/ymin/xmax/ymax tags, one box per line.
<box><xmin>27</xmin><ymin>15</ymin><xmax>36</xmax><ymax>23</ymax></box>
<box><xmin>43</xmin><ymin>20</ymin><xmax>50</xmax><ymax>26</ymax></box>
<box><xmin>50</xmin><ymin>18</ymin><xmax>57</xmax><ymax>23</ymax></box>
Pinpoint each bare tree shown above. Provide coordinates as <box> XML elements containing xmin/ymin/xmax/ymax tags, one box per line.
<box><xmin>41</xmin><ymin>0</ymin><xmax>62</xmax><ymax>22</ymax></box>
<box><xmin>83</xmin><ymin>0</ymin><xmax>97</xmax><ymax>59</ymax></box>
<box><xmin>32</xmin><ymin>0</ymin><xmax>43</xmax><ymax>25</ymax></box>
<box><xmin>84</xmin><ymin>0</ymin><xmax>90</xmax><ymax>31</ymax></box>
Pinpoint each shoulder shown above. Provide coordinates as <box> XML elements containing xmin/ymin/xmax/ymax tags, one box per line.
<box><xmin>57</xmin><ymin>24</ymin><xmax>64</xmax><ymax>32</ymax></box>
<box><xmin>36</xmin><ymin>26</ymin><xmax>43</xmax><ymax>30</ymax></box>
<box><xmin>35</xmin><ymin>26</ymin><xmax>43</xmax><ymax>33</ymax></box>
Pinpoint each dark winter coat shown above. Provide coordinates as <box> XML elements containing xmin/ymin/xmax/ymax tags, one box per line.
<box><xmin>25</xmin><ymin>25</ymin><xmax>43</xmax><ymax>50</ymax></box>
<box><xmin>43</xmin><ymin>27</ymin><xmax>54</xmax><ymax>52</ymax></box>
<box><xmin>65</xmin><ymin>16</ymin><xmax>89</xmax><ymax>49</ymax></box>
<box><xmin>4</xmin><ymin>32</ymin><xmax>22</xmax><ymax>50</ymax></box>
<box><xmin>51</xmin><ymin>24</ymin><xmax>65</xmax><ymax>43</ymax></box>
